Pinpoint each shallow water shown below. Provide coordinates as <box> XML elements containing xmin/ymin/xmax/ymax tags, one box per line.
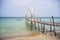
<box><xmin>0</xmin><ymin>17</ymin><xmax>33</xmax><ymax>38</ymax></box>
<box><xmin>0</xmin><ymin>17</ymin><xmax>60</xmax><ymax>38</ymax></box>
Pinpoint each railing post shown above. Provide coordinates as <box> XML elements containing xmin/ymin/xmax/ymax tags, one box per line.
<box><xmin>52</xmin><ymin>16</ymin><xmax>56</xmax><ymax>36</ymax></box>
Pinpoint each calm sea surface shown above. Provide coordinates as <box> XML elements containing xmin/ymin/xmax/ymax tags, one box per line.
<box><xmin>0</xmin><ymin>17</ymin><xmax>60</xmax><ymax>38</ymax></box>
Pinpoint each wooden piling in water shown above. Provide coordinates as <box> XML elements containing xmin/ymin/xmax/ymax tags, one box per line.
<box><xmin>52</xmin><ymin>16</ymin><xmax>56</xmax><ymax>36</ymax></box>
<box><xmin>50</xmin><ymin>19</ymin><xmax>52</xmax><ymax>36</ymax></box>
<box><xmin>42</xmin><ymin>24</ymin><xmax>45</xmax><ymax>33</ymax></box>
<box><xmin>38</xmin><ymin>19</ymin><xmax>40</xmax><ymax>31</ymax></box>
<box><xmin>30</xmin><ymin>15</ymin><xmax>33</xmax><ymax>30</ymax></box>
<box><xmin>50</xmin><ymin>19</ymin><xmax>52</xmax><ymax>31</ymax></box>
<box><xmin>34</xmin><ymin>18</ymin><xmax>37</xmax><ymax>30</ymax></box>
<box><xmin>40</xmin><ymin>18</ymin><xmax>43</xmax><ymax>32</ymax></box>
<box><xmin>25</xmin><ymin>16</ymin><xmax>60</xmax><ymax>36</ymax></box>
<box><xmin>30</xmin><ymin>20</ymin><xmax>32</xmax><ymax>30</ymax></box>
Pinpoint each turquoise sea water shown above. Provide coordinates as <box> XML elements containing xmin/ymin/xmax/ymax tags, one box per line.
<box><xmin>0</xmin><ymin>17</ymin><xmax>32</xmax><ymax>38</ymax></box>
<box><xmin>0</xmin><ymin>17</ymin><xmax>60</xmax><ymax>38</ymax></box>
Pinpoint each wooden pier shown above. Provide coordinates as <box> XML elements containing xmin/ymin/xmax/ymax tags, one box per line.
<box><xmin>25</xmin><ymin>16</ymin><xmax>60</xmax><ymax>38</ymax></box>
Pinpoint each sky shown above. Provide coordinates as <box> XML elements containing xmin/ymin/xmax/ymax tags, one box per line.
<box><xmin>0</xmin><ymin>0</ymin><xmax>60</xmax><ymax>17</ymax></box>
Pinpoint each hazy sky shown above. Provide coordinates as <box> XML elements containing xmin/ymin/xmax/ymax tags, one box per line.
<box><xmin>0</xmin><ymin>0</ymin><xmax>60</xmax><ymax>17</ymax></box>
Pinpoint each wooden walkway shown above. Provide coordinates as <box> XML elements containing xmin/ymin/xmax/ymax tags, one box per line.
<box><xmin>25</xmin><ymin>16</ymin><xmax>60</xmax><ymax>38</ymax></box>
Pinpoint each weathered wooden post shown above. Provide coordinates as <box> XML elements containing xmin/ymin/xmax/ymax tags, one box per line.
<box><xmin>31</xmin><ymin>19</ymin><xmax>32</xmax><ymax>30</ymax></box>
<box><xmin>39</xmin><ymin>18</ymin><xmax>41</xmax><ymax>31</ymax></box>
<box><xmin>52</xmin><ymin>16</ymin><xmax>56</xmax><ymax>36</ymax></box>
<box><xmin>30</xmin><ymin>13</ymin><xmax>33</xmax><ymax>30</ymax></box>
<box><xmin>50</xmin><ymin>19</ymin><xmax>52</xmax><ymax>36</ymax></box>
<box><xmin>34</xmin><ymin>18</ymin><xmax>36</xmax><ymax>30</ymax></box>
<box><xmin>42</xmin><ymin>24</ymin><xmax>45</xmax><ymax>33</ymax></box>
<box><xmin>38</xmin><ymin>18</ymin><xmax>40</xmax><ymax>31</ymax></box>
<box><xmin>40</xmin><ymin>18</ymin><xmax>42</xmax><ymax>32</ymax></box>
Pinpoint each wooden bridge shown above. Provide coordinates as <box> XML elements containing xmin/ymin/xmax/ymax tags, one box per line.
<box><xmin>25</xmin><ymin>16</ymin><xmax>60</xmax><ymax>38</ymax></box>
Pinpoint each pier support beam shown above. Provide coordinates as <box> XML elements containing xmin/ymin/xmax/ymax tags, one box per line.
<box><xmin>31</xmin><ymin>21</ymin><xmax>32</xmax><ymax>30</ymax></box>
<box><xmin>42</xmin><ymin>24</ymin><xmax>45</xmax><ymax>33</ymax></box>
<box><xmin>50</xmin><ymin>19</ymin><xmax>52</xmax><ymax>32</ymax></box>
<box><xmin>37</xmin><ymin>18</ymin><xmax>40</xmax><ymax>31</ymax></box>
<box><xmin>50</xmin><ymin>19</ymin><xmax>52</xmax><ymax>36</ymax></box>
<box><xmin>52</xmin><ymin>16</ymin><xmax>56</xmax><ymax>36</ymax></box>
<box><xmin>34</xmin><ymin>18</ymin><xmax>36</xmax><ymax>30</ymax></box>
<box><xmin>40</xmin><ymin>19</ymin><xmax>43</xmax><ymax>32</ymax></box>
<box><xmin>30</xmin><ymin>14</ymin><xmax>33</xmax><ymax>30</ymax></box>
<box><xmin>34</xmin><ymin>21</ymin><xmax>36</xmax><ymax>30</ymax></box>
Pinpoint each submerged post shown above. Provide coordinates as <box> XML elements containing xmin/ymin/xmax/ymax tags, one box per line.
<box><xmin>52</xmin><ymin>16</ymin><xmax>56</xmax><ymax>36</ymax></box>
